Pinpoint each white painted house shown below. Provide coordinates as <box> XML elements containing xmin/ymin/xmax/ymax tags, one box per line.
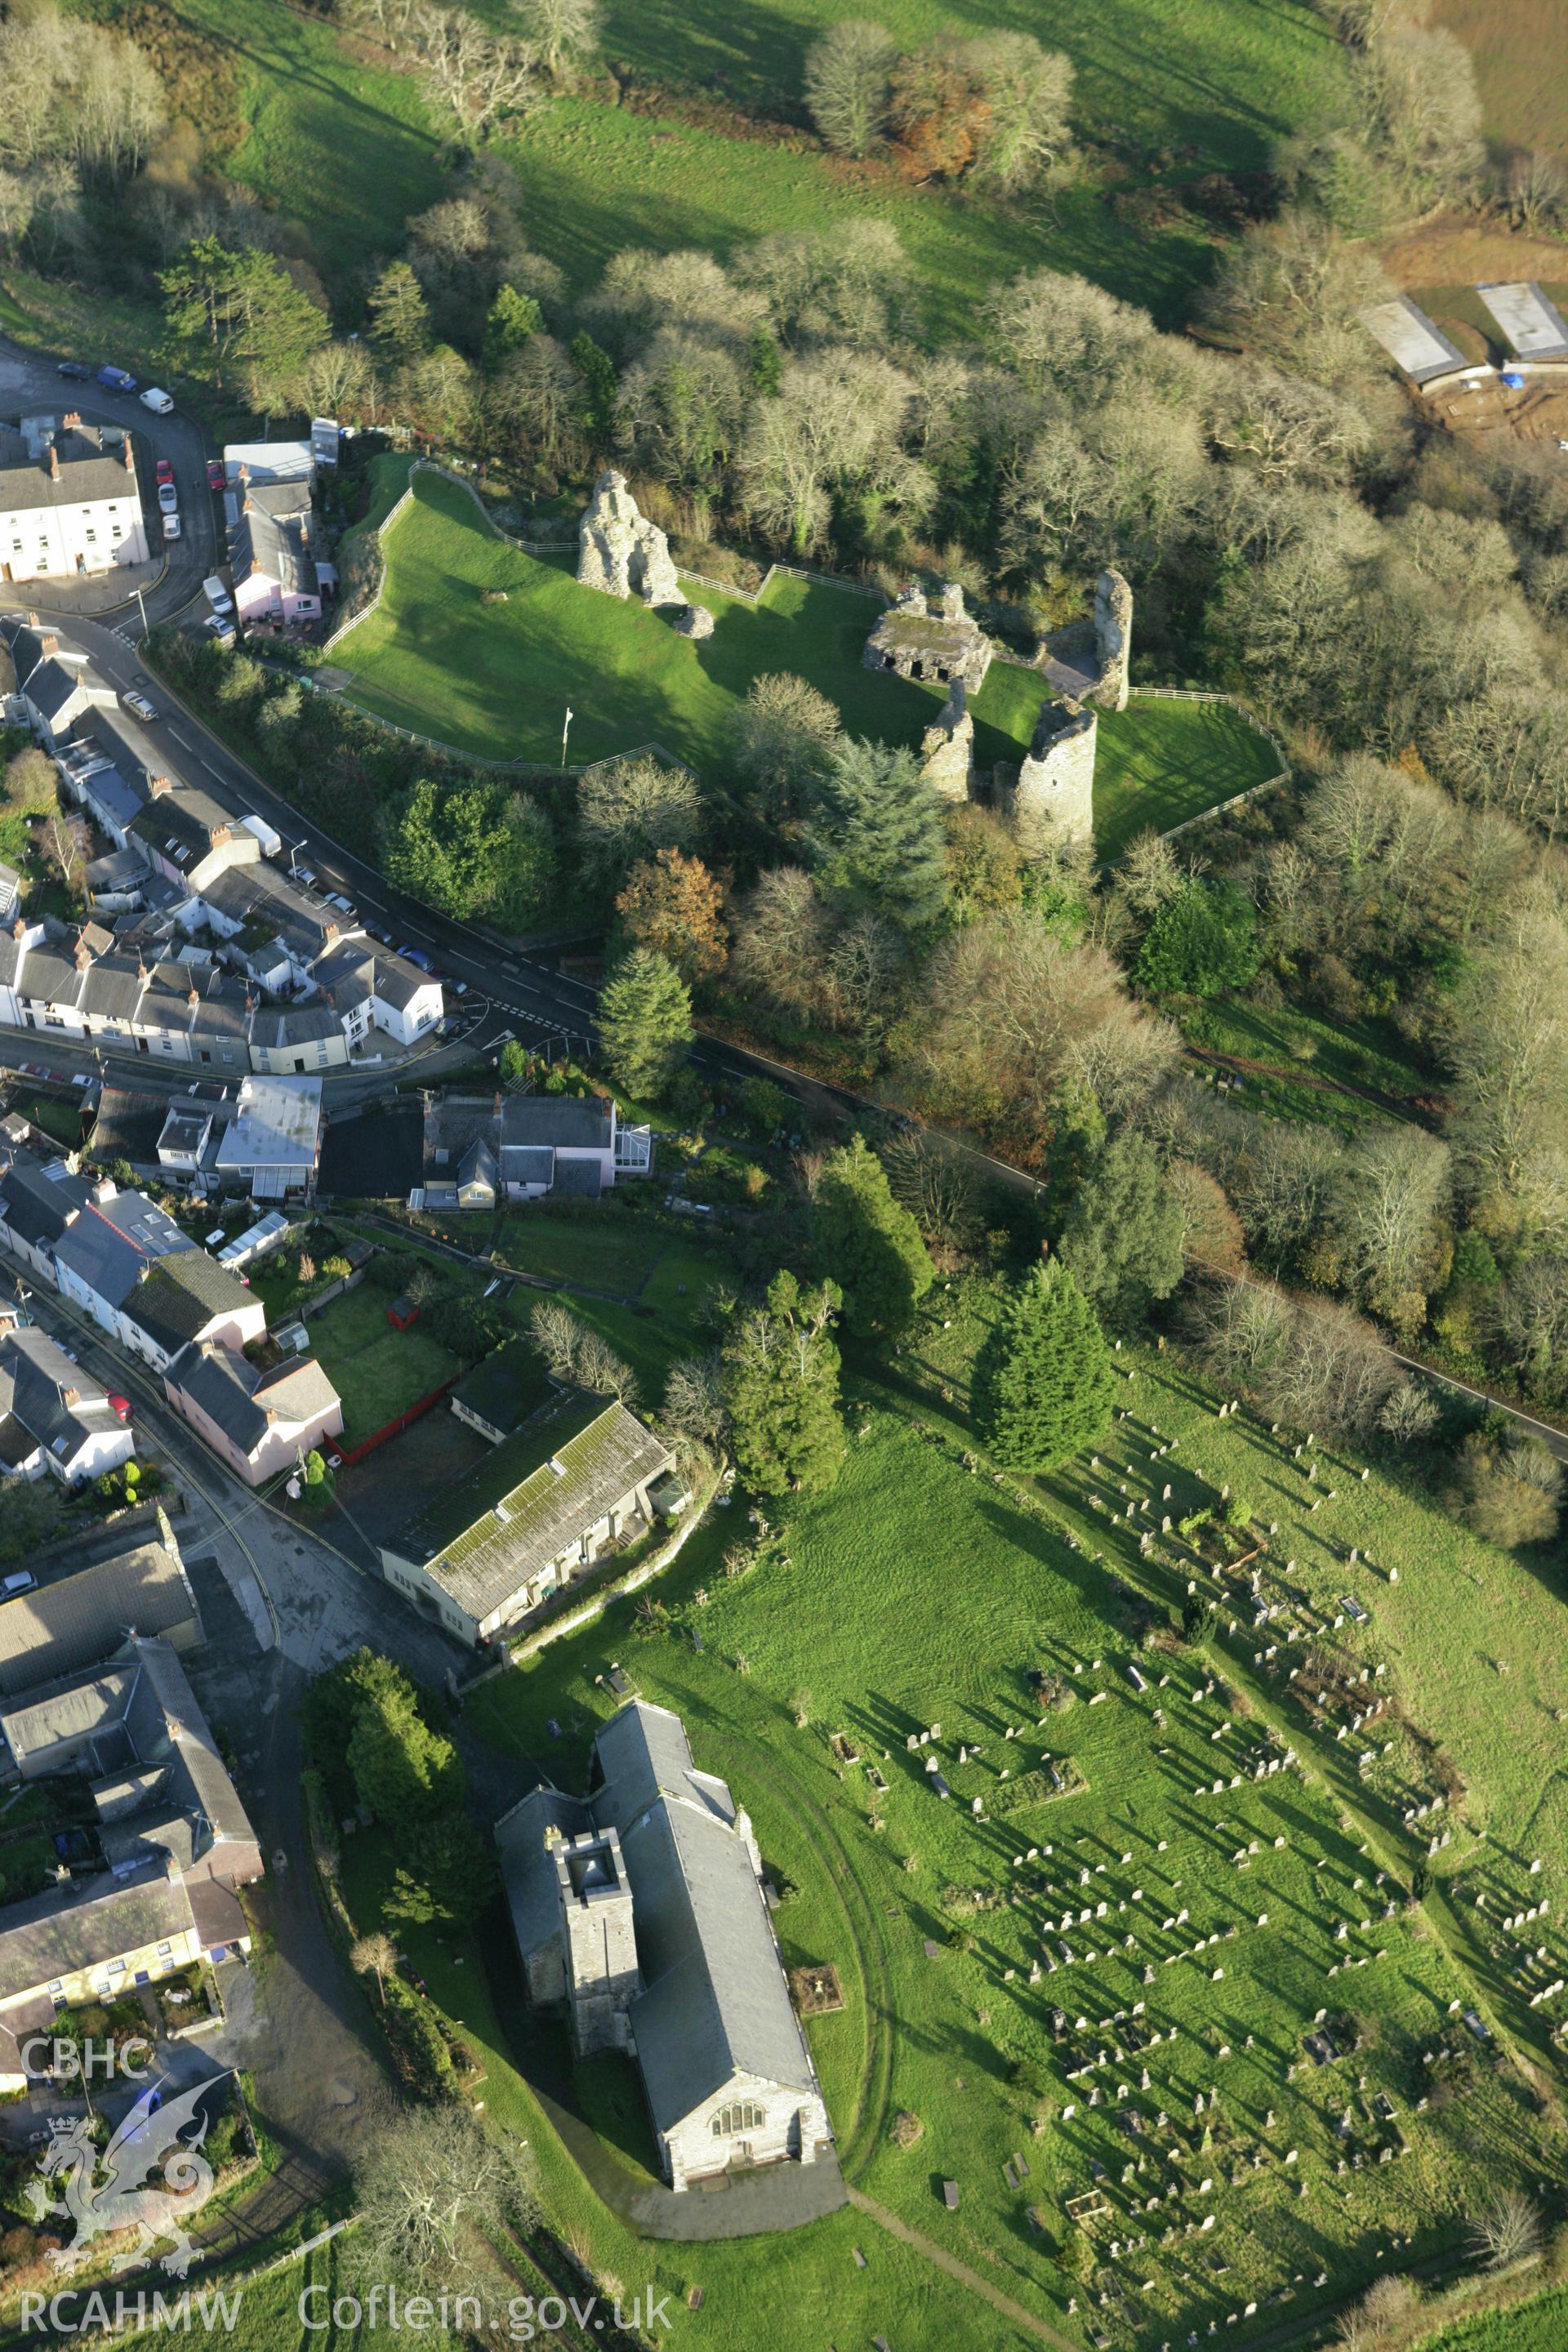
<box><xmin>0</xmin><ymin>418</ymin><xmax>149</xmax><ymax>583</ymax></box>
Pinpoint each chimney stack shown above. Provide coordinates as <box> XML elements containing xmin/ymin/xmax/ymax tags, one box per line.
<box><xmin>47</xmin><ymin>443</ymin><xmax>59</xmax><ymax>482</ymax></box>
<box><xmin>38</xmin><ymin>634</ymin><xmax>58</xmax><ymax>657</ymax></box>
<box><xmin>61</xmin><ymin>412</ymin><xmax>80</xmax><ymax>431</ymax></box>
<box><xmin>149</xmin><ymin>774</ymin><xmax>171</xmax><ymax>798</ymax></box>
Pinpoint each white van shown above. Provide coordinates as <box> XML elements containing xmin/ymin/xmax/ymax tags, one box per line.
<box><xmin>140</xmin><ymin>386</ymin><xmax>175</xmax><ymax>415</ymax></box>
<box><xmin>203</xmin><ymin>574</ymin><xmax>234</xmax><ymax>616</ymax></box>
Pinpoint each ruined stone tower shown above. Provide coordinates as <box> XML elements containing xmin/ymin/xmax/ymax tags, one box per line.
<box><xmin>1012</xmin><ymin>697</ymin><xmax>1098</xmax><ymax>855</ymax></box>
<box><xmin>919</xmin><ymin>677</ymin><xmax>974</xmax><ymax>801</ymax></box>
<box><xmin>1092</xmin><ymin>568</ymin><xmax>1133</xmax><ymax>710</ymax></box>
<box><xmin>552</xmin><ymin>1825</ymin><xmax>642</xmax><ymax>2057</ymax></box>
<box><xmin>577</xmin><ymin>470</ymin><xmax>681</xmax><ymax>608</ymax></box>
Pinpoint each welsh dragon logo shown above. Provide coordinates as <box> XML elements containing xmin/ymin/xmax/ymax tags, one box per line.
<box><xmin>25</xmin><ymin>2081</ymin><xmax>216</xmax><ymax>2277</ymax></box>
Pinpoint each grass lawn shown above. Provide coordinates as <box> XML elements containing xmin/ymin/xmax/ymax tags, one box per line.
<box><xmin>334</xmin><ymin>470</ymin><xmax>1269</xmax><ymax>849</ymax></box>
<box><xmin>491</xmin><ymin>1206</ymin><xmax>672</xmax><ymax>1293</ymax></box>
<box><xmin>298</xmin><ymin>1282</ymin><xmax>463</xmax><ymax>1443</ymax></box>
<box><xmin>1179</xmin><ymin>999</ymin><xmax>1434</xmax><ymax>1134</ymax></box>
<box><xmin>1416</xmin><ymin>2292</ymin><xmax>1568</xmax><ymax>2352</ymax></box>
<box><xmin>452</xmin><ymin>1272</ymin><xmax>1568</xmax><ymax>2348</ymax></box>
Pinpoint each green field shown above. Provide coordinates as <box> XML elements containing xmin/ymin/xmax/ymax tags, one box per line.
<box><xmin>86</xmin><ymin>0</ymin><xmax>1348</xmax><ymax>333</ymax></box>
<box><xmin>333</xmin><ymin>467</ymin><xmax>1272</xmax><ymax>850</ymax></box>
<box><xmin>1180</xmin><ymin>997</ymin><xmax>1433</xmax><ymax>1134</ymax></box>
<box><xmin>425</xmin><ymin>1267</ymin><xmax>1568</xmax><ymax>2350</ymax></box>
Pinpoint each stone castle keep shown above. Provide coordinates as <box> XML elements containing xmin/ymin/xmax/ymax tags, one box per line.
<box><xmin>568</xmin><ymin>468</ymin><xmax>1134</xmax><ymax>858</ymax></box>
<box><xmin>892</xmin><ymin>568</ymin><xmax>1133</xmax><ymax>854</ymax></box>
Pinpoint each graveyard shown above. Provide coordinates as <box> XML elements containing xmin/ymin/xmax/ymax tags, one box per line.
<box><xmin>461</xmin><ymin>1272</ymin><xmax>1568</xmax><ymax>2350</ymax></box>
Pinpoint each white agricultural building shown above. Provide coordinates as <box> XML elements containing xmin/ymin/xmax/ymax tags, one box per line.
<box><xmin>1474</xmin><ymin>280</ymin><xmax>1568</xmax><ymax>365</ymax></box>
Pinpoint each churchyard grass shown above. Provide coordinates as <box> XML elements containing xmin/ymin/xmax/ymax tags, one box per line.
<box><xmin>460</xmin><ymin>1274</ymin><xmax>1568</xmax><ymax>2346</ymax></box>
<box><xmin>333</xmin><ymin>470</ymin><xmax>1267</xmax><ymax>849</ymax></box>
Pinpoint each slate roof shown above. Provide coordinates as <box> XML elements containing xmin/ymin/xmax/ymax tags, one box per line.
<box><xmin>501</xmin><ymin>1097</ymin><xmax>613</xmax><ymax>1153</ymax></box>
<box><xmin>0</xmin><ymin>1324</ymin><xmax>123</xmax><ymax>1477</ymax></box>
<box><xmin>248</xmin><ymin>1004</ymin><xmax>342</xmax><ymax>1051</ymax></box>
<box><xmin>16</xmin><ymin>949</ymin><xmax>82</xmax><ymax>1010</ymax></box>
<box><xmin>233</xmin><ymin>499</ymin><xmax>318</xmax><ymax>598</ymax></box>
<box><xmin>0</xmin><ymin>420</ymin><xmax>136</xmax><ymax>511</ymax></box>
<box><xmin>130</xmin><ymin>787</ymin><xmax>238</xmax><ymax>867</ymax></box>
<box><xmin>77</xmin><ymin>956</ymin><xmax>148</xmax><ymax>1024</ymax></box>
<box><xmin>0</xmin><ymin>1539</ymin><xmax>201</xmax><ymax>1698</ymax></box>
<box><xmin>0</xmin><ymin>1159</ymin><xmax>90</xmax><ymax>1250</ymax></box>
<box><xmin>0</xmin><ymin>1637</ymin><xmax>257</xmax><ymax>1874</ymax></box>
<box><xmin>123</xmin><ymin>1250</ymin><xmax>255</xmax><ymax>1353</ymax></box>
<box><xmin>54</xmin><ymin>1190</ymin><xmax>191</xmax><ymax>1310</ymax></box>
<box><xmin>505</xmin><ymin>1147</ymin><xmax>555</xmax><ymax>1187</ymax></box>
<box><xmin>167</xmin><ymin>1340</ymin><xmax>339</xmax><ymax>1458</ymax></box>
<box><xmin>495</xmin><ymin>1786</ymin><xmax>594</xmax><ymax>1960</ymax></box>
<box><xmin>499</xmin><ymin>1701</ymin><xmax>819</xmax><ymax>2139</ymax></box>
<box><xmin>201</xmin><ymin>865</ymin><xmax>340</xmax><ymax>965</ymax></box>
<box><xmin>20</xmin><ymin>658</ymin><xmax>88</xmax><ymax>724</ymax></box>
<box><xmin>391</xmin><ymin>1396</ymin><xmax>675</xmax><ymax>1623</ymax></box>
<box><xmin>554</xmin><ymin>1157</ymin><xmax>603</xmax><ymax>1199</ymax></box>
<box><xmin>450</xmin><ymin>1341</ymin><xmax>552</xmax><ymax>1441</ymax></box>
<box><xmin>0</xmin><ymin>1869</ymin><xmax>195</xmax><ymax>2009</ymax></box>
<box><xmin>368</xmin><ymin>953</ymin><xmax>432</xmax><ymax>1013</ymax></box>
<box><xmin>93</xmin><ymin>1089</ymin><xmax>199</xmax><ymax>1169</ymax></box>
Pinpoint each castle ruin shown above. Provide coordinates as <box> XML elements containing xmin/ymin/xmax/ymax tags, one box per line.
<box><xmin>864</xmin><ymin>581</ymin><xmax>993</xmax><ymax>697</ymax></box>
<box><xmin>1092</xmin><ymin>568</ymin><xmax>1133</xmax><ymax>710</ymax></box>
<box><xmin>577</xmin><ymin>470</ymin><xmax>682</xmax><ymax>608</ymax></box>
<box><xmin>919</xmin><ymin>678</ymin><xmax>975</xmax><ymax>801</ymax></box>
<box><xmin>1010</xmin><ymin>697</ymin><xmax>1098</xmax><ymax>856</ymax></box>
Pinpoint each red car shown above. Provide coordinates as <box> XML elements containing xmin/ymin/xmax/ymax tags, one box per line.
<box><xmin>107</xmin><ymin>1396</ymin><xmax>134</xmax><ymax>1424</ymax></box>
<box><xmin>154</xmin><ymin>457</ymin><xmax>174</xmax><ymax>488</ymax></box>
<box><xmin>206</xmin><ymin>459</ymin><xmax>226</xmax><ymax>492</ymax></box>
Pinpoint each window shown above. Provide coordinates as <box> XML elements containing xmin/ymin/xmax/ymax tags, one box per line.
<box><xmin>85</xmin><ymin>528</ymin><xmax>96</xmax><ymax>545</ymax></box>
<box><xmin>710</xmin><ymin>2102</ymin><xmax>764</xmax><ymax>2138</ymax></box>
<box><xmin>111</xmin><ymin>526</ymin><xmax>122</xmax><ymax>543</ymax></box>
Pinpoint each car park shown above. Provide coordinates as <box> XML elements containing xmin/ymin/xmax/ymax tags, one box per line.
<box><xmin>120</xmin><ymin>690</ymin><xmax>157</xmax><ymax>722</ymax></box>
<box><xmin>56</xmin><ymin>361</ymin><xmax>92</xmax><ymax>381</ymax></box>
<box><xmin>95</xmin><ymin>365</ymin><xmax>136</xmax><ymax>392</ymax></box>
<box><xmin>155</xmin><ymin>457</ymin><xmax>174</xmax><ymax>487</ymax></box>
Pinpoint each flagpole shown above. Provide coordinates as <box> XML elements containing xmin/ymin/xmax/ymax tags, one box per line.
<box><xmin>561</xmin><ymin>706</ymin><xmax>573</xmax><ymax>770</ymax></box>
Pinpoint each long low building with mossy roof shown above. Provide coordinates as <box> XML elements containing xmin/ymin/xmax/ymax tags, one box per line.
<box><xmin>377</xmin><ymin>1389</ymin><xmax>676</xmax><ymax>1646</ymax></box>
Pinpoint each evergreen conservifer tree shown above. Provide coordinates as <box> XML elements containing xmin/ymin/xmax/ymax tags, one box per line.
<box><xmin>598</xmin><ymin>947</ymin><xmax>693</xmax><ymax>1100</ymax></box>
<box><xmin>1058</xmin><ymin>1129</ymin><xmax>1184</xmax><ymax>1330</ymax></box>
<box><xmin>978</xmin><ymin>1260</ymin><xmax>1116</xmax><ymax>1472</ymax></box>
<box><xmin>814</xmin><ymin>1132</ymin><xmax>933</xmax><ymax>1340</ymax></box>
<box><xmin>722</xmin><ymin>1271</ymin><xmax>845</xmax><ymax>1496</ymax></box>
<box><xmin>811</xmin><ymin>738</ymin><xmax>951</xmax><ymax>932</ymax></box>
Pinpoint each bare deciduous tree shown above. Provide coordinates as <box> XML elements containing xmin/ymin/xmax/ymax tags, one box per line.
<box><xmin>408</xmin><ymin>4</ymin><xmax>541</xmax><ymax>140</ymax></box>
<box><xmin>350</xmin><ymin>1931</ymin><xmax>399</xmax><ymax>2007</ymax></box>
<box><xmin>509</xmin><ymin>0</ymin><xmax>601</xmax><ymax>81</ymax></box>
<box><xmin>662</xmin><ymin>1352</ymin><xmax>728</xmax><ymax>1468</ymax></box>
<box><xmin>351</xmin><ymin>2100</ymin><xmax>537</xmax><ymax>2295</ymax></box>
<box><xmin>1467</xmin><ymin>2188</ymin><xmax>1542</xmax><ymax>2271</ymax></box>
<box><xmin>804</xmin><ymin>19</ymin><xmax>898</xmax><ymax>159</ymax></box>
<box><xmin>529</xmin><ymin>1296</ymin><xmax>581</xmax><ymax>1380</ymax></box>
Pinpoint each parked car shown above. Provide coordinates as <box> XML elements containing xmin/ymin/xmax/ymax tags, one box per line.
<box><xmin>154</xmin><ymin>457</ymin><xmax>174</xmax><ymax>487</ymax></box>
<box><xmin>95</xmin><ymin>365</ymin><xmax>136</xmax><ymax>392</ymax></box>
<box><xmin>203</xmin><ymin>616</ymin><xmax>237</xmax><ymax>647</ymax></box>
<box><xmin>56</xmin><ymin>360</ymin><xmax>92</xmax><ymax>382</ymax></box>
<box><xmin>327</xmin><ymin>893</ymin><xmax>354</xmax><ymax>913</ymax></box>
<box><xmin>404</xmin><ymin>948</ymin><xmax>434</xmax><ymax>972</ymax></box>
<box><xmin>206</xmin><ymin>459</ymin><xmax>226</xmax><ymax>492</ymax></box>
<box><xmin>162</xmin><ymin>513</ymin><xmax>181</xmax><ymax>541</ymax></box>
<box><xmin>121</xmin><ymin>689</ymin><xmax>157</xmax><ymax>722</ymax></box>
<box><xmin>156</xmin><ymin>481</ymin><xmax>178</xmax><ymax>514</ymax></box>
<box><xmin>107</xmin><ymin>1396</ymin><xmax>134</xmax><ymax>1424</ymax></box>
<box><xmin>139</xmin><ymin>385</ymin><xmax>174</xmax><ymax>416</ymax></box>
